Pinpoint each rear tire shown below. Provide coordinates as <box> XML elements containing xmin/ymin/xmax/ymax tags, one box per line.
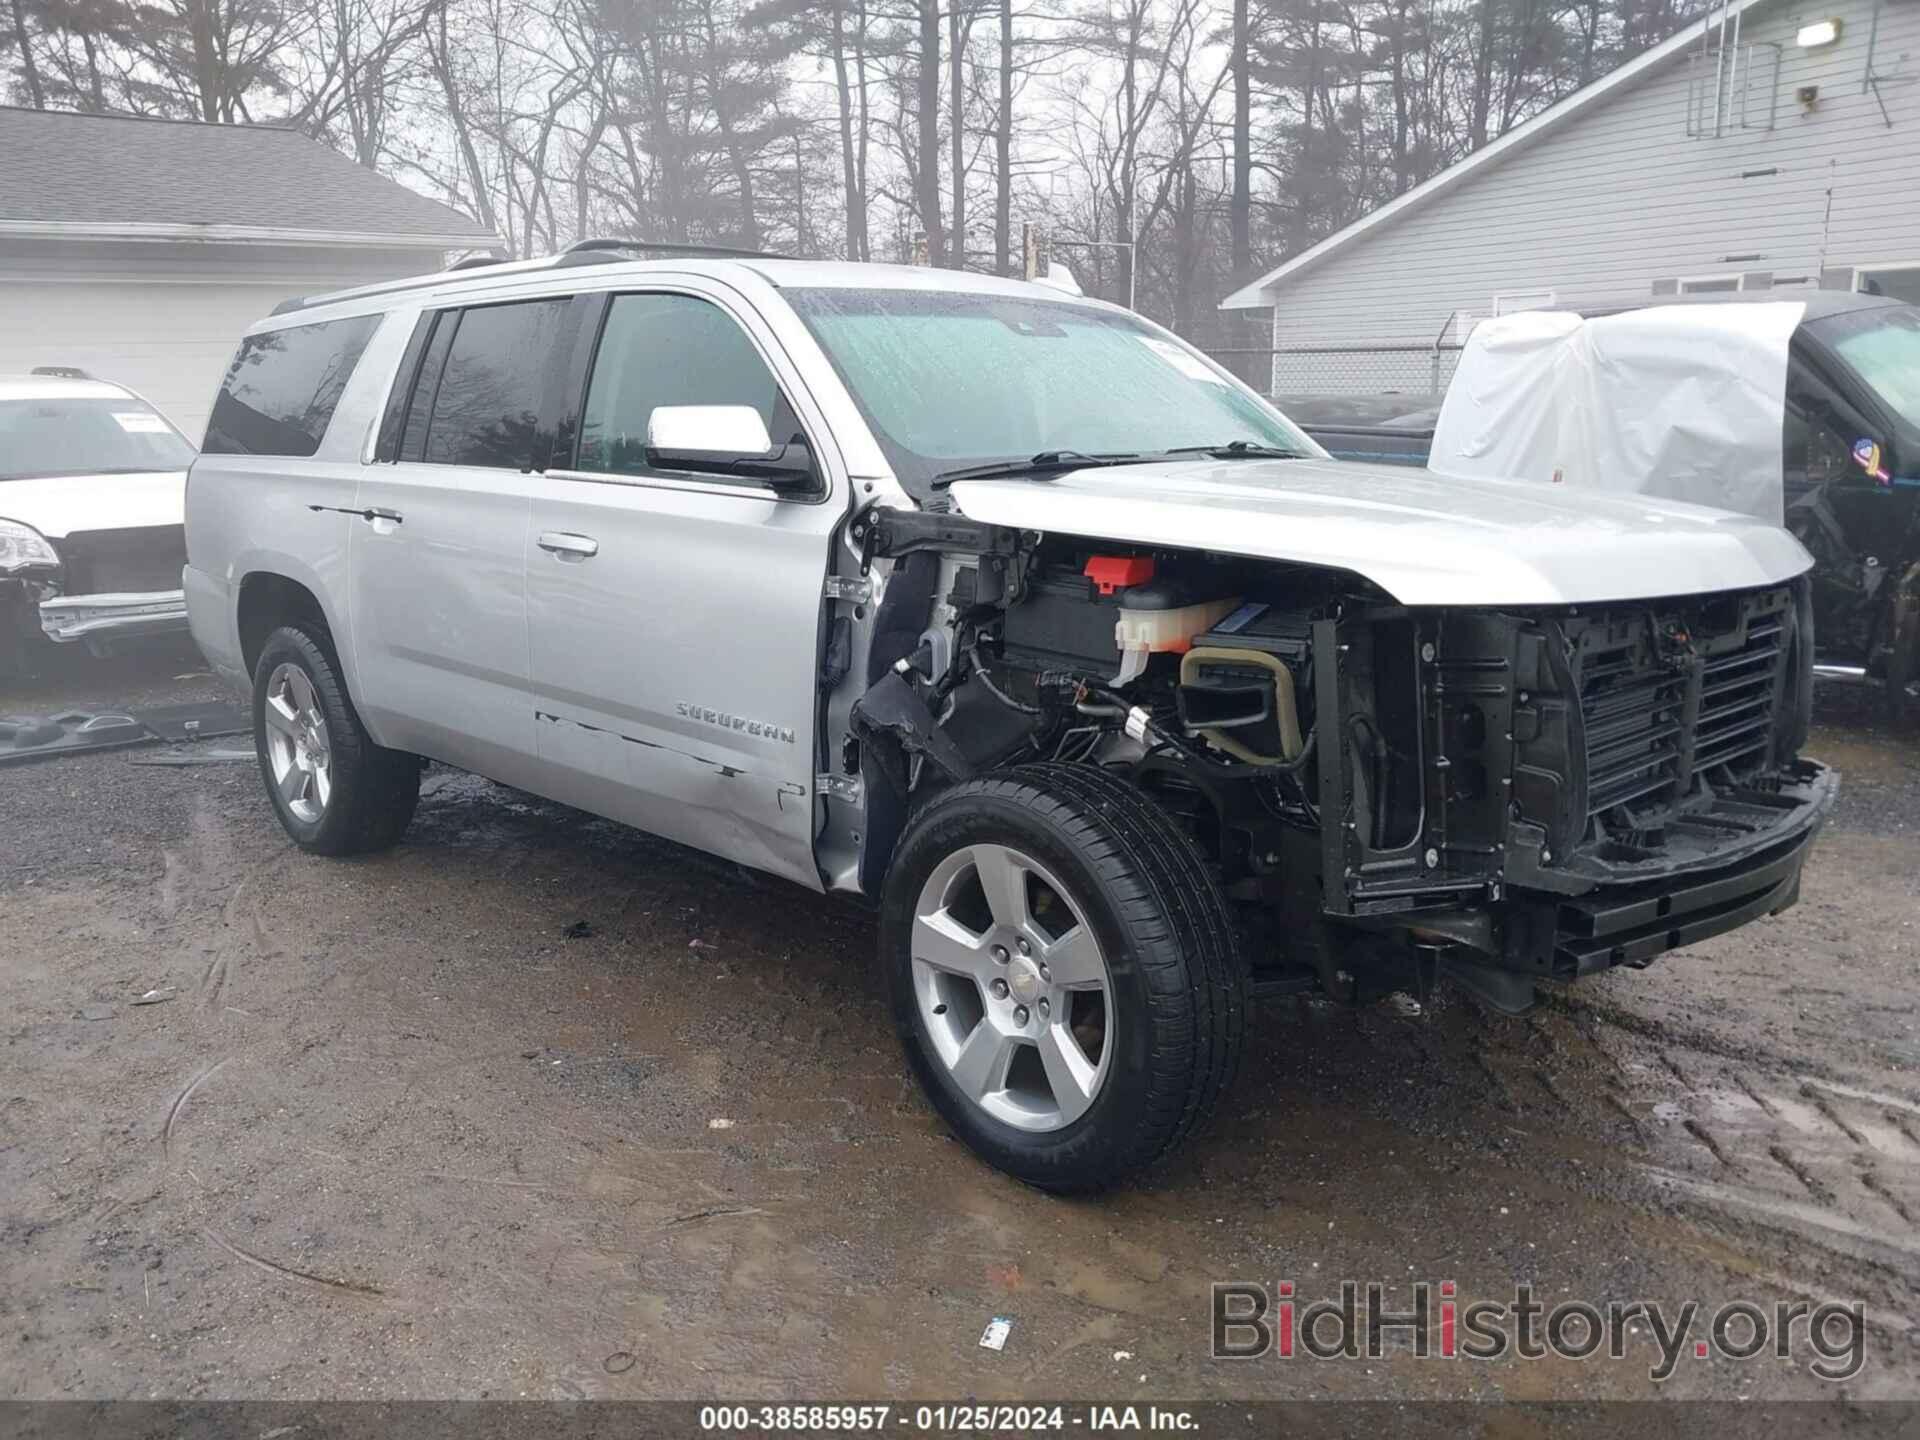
<box><xmin>881</xmin><ymin>762</ymin><xmax>1246</xmax><ymax>1191</ymax></box>
<box><xmin>252</xmin><ymin>624</ymin><xmax>419</xmax><ymax>855</ymax></box>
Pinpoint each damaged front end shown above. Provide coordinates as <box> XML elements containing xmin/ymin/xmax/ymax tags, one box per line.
<box><xmin>2</xmin><ymin>521</ymin><xmax>191</xmax><ymax>658</ymax></box>
<box><xmin>1</xmin><ymin>516</ymin><xmax>63</xmax><ymax>669</ymax></box>
<box><xmin>834</xmin><ymin>509</ymin><xmax>1835</xmax><ymax>1015</ymax></box>
<box><xmin>1317</xmin><ymin>580</ymin><xmax>1834</xmax><ymax>1012</ymax></box>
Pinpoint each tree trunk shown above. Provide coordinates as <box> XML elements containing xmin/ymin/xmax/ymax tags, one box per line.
<box><xmin>855</xmin><ymin>0</ymin><xmax>871</xmax><ymax>259</ymax></box>
<box><xmin>1117</xmin><ymin>3</ymin><xmax>1139</xmax><ymax>306</ymax></box>
<box><xmin>711</xmin><ymin>103</ymin><xmax>762</xmax><ymax>248</ymax></box>
<box><xmin>82</xmin><ymin>25</ymin><xmax>105</xmax><ymax>110</ymax></box>
<box><xmin>1389</xmin><ymin>0</ymin><xmax>1409</xmax><ymax>190</ymax></box>
<box><xmin>1291</xmin><ymin>2</ymin><xmax>1323</xmax><ymax>253</ymax></box>
<box><xmin>1230</xmin><ymin>0</ymin><xmax>1250</xmax><ymax>280</ymax></box>
<box><xmin>429</xmin><ymin>5</ymin><xmax>504</xmax><ymax>244</ymax></box>
<box><xmin>995</xmin><ymin>0</ymin><xmax>1012</xmax><ymax>274</ymax></box>
<box><xmin>1469</xmin><ymin>0</ymin><xmax>1496</xmax><ymax>149</ymax></box>
<box><xmin>9</xmin><ymin>0</ymin><xmax>42</xmax><ymax>107</ymax></box>
<box><xmin>792</xmin><ymin>129</ymin><xmax>807</xmax><ymax>254</ymax></box>
<box><xmin>575</xmin><ymin>111</ymin><xmax>607</xmax><ymax>240</ymax></box>
<box><xmin>830</xmin><ymin>0</ymin><xmax>866</xmax><ymax>260</ymax></box>
<box><xmin>948</xmin><ymin>0</ymin><xmax>965</xmax><ymax>267</ymax></box>
<box><xmin>915</xmin><ymin>0</ymin><xmax>944</xmax><ymax>264</ymax></box>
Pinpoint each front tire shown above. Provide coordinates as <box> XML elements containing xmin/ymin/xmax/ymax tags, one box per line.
<box><xmin>881</xmin><ymin>763</ymin><xmax>1246</xmax><ymax>1191</ymax></box>
<box><xmin>252</xmin><ymin>624</ymin><xmax>419</xmax><ymax>855</ymax></box>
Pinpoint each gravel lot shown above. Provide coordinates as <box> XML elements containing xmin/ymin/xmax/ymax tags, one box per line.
<box><xmin>3</xmin><ymin>642</ymin><xmax>1917</xmax><ymax>1405</ymax></box>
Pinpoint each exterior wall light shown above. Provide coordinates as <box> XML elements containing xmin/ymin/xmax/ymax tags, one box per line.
<box><xmin>1796</xmin><ymin>18</ymin><xmax>1841</xmax><ymax>47</ymax></box>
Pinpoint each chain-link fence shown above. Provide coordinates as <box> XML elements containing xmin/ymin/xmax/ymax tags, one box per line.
<box><xmin>1202</xmin><ymin>341</ymin><xmax>1465</xmax><ymax>402</ymax></box>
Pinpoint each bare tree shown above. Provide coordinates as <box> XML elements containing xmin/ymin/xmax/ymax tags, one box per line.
<box><xmin>121</xmin><ymin>0</ymin><xmax>306</xmax><ymax>120</ymax></box>
<box><xmin>6</xmin><ymin>0</ymin><xmax>50</xmax><ymax>106</ymax></box>
<box><xmin>914</xmin><ymin>0</ymin><xmax>942</xmax><ymax>263</ymax></box>
<box><xmin>1</xmin><ymin>0</ymin><xmax>1713</xmax><ymax>336</ymax></box>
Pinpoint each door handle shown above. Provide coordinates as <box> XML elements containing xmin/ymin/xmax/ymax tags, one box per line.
<box><xmin>308</xmin><ymin>504</ymin><xmax>403</xmax><ymax>524</ymax></box>
<box><xmin>538</xmin><ymin>531</ymin><xmax>599</xmax><ymax>559</ymax></box>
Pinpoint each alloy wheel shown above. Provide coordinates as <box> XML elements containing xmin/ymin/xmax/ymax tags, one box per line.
<box><xmin>262</xmin><ymin>661</ymin><xmax>333</xmax><ymax>824</ymax></box>
<box><xmin>910</xmin><ymin>844</ymin><xmax>1113</xmax><ymax>1132</ymax></box>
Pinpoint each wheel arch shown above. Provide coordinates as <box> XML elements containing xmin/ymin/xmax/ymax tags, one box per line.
<box><xmin>236</xmin><ymin>570</ymin><xmax>337</xmax><ymax>673</ymax></box>
<box><xmin>233</xmin><ymin>560</ymin><xmax>386</xmax><ymax>746</ymax></box>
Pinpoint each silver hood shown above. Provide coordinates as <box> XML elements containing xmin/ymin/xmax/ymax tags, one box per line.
<box><xmin>945</xmin><ymin>458</ymin><xmax>1812</xmax><ymax>607</ymax></box>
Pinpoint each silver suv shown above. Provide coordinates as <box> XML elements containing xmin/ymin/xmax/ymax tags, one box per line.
<box><xmin>186</xmin><ymin>242</ymin><xmax>1835</xmax><ymax>1190</ymax></box>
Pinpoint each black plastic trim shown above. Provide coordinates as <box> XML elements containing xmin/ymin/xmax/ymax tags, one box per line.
<box><xmin>374</xmin><ymin>312</ymin><xmax>438</xmax><ymax>463</ymax></box>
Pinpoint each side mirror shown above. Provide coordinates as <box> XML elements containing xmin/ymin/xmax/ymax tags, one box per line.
<box><xmin>646</xmin><ymin>405</ymin><xmax>817</xmax><ymax>495</ymax></box>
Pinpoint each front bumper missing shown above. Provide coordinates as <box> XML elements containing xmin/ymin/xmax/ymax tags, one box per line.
<box><xmin>1541</xmin><ymin>761</ymin><xmax>1838</xmax><ymax>974</ymax></box>
<box><xmin>38</xmin><ymin>589</ymin><xmax>190</xmax><ymax>644</ymax></box>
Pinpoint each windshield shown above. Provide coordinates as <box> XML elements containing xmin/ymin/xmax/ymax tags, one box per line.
<box><xmin>784</xmin><ymin>287</ymin><xmax>1315</xmax><ymax>494</ymax></box>
<box><xmin>1822</xmin><ymin>306</ymin><xmax>1920</xmax><ymax>430</ymax></box>
<box><xmin>0</xmin><ymin>395</ymin><xmax>195</xmax><ymax>481</ymax></box>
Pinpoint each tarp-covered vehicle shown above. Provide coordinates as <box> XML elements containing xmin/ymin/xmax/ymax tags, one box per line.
<box><xmin>1308</xmin><ymin>293</ymin><xmax>1920</xmax><ymax>712</ymax></box>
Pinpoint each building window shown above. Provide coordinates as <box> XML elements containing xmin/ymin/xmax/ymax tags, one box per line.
<box><xmin>1853</xmin><ymin>264</ymin><xmax>1920</xmax><ymax>306</ymax></box>
<box><xmin>1678</xmin><ymin>275</ymin><xmax>1744</xmax><ymax>294</ymax></box>
<box><xmin>1492</xmin><ymin>289</ymin><xmax>1556</xmax><ymax>315</ymax></box>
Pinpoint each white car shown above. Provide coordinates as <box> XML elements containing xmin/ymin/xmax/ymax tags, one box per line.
<box><xmin>0</xmin><ymin>370</ymin><xmax>196</xmax><ymax>669</ymax></box>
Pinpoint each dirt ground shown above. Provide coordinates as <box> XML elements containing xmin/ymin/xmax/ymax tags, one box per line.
<box><xmin>3</xmin><ymin>640</ymin><xmax>1917</xmax><ymax>1406</ymax></box>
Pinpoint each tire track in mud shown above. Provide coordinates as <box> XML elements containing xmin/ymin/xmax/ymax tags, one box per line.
<box><xmin>1517</xmin><ymin>999</ymin><xmax>1920</xmax><ymax>1305</ymax></box>
<box><xmin>1402</xmin><ymin>981</ymin><xmax>1920</xmax><ymax>1323</ymax></box>
<box><xmin>148</xmin><ymin>801</ymin><xmax>366</xmax><ymax>1302</ymax></box>
<box><xmin>201</xmin><ymin>1225</ymin><xmax>387</xmax><ymax>1299</ymax></box>
<box><xmin>154</xmin><ymin>802</ymin><xmax>292</xmax><ymax>1016</ymax></box>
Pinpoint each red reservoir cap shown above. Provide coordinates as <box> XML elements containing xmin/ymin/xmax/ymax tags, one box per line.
<box><xmin>1084</xmin><ymin>554</ymin><xmax>1156</xmax><ymax>596</ymax></box>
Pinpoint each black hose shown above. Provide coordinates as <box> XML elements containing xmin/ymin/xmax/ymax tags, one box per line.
<box><xmin>1080</xmin><ymin>680</ymin><xmax>1318</xmax><ymax>777</ymax></box>
<box><xmin>967</xmin><ymin>643</ymin><xmax>1043</xmax><ymax>716</ymax></box>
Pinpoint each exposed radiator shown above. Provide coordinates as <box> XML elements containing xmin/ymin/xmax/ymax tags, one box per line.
<box><xmin>1573</xmin><ymin>588</ymin><xmax>1791</xmax><ymax>834</ymax></box>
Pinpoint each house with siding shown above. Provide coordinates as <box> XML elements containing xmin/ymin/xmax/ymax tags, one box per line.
<box><xmin>1220</xmin><ymin>0</ymin><xmax>1920</xmax><ymax>398</ymax></box>
<box><xmin>0</xmin><ymin>108</ymin><xmax>500</xmax><ymax>439</ymax></box>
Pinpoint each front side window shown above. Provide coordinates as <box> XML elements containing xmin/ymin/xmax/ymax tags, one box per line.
<box><xmin>0</xmin><ymin>394</ymin><xmax>195</xmax><ymax>480</ymax></box>
<box><xmin>418</xmin><ymin>299</ymin><xmax>570</xmax><ymax>469</ymax></box>
<box><xmin>576</xmin><ymin>293</ymin><xmax>791</xmax><ymax>476</ymax></box>
<box><xmin>1820</xmin><ymin>305</ymin><xmax>1920</xmax><ymax>431</ymax></box>
<box><xmin>204</xmin><ymin>313</ymin><xmax>379</xmax><ymax>457</ymax></box>
<box><xmin>783</xmin><ymin>287</ymin><xmax>1311</xmax><ymax>496</ymax></box>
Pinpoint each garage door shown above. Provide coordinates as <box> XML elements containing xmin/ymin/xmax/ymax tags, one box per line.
<box><xmin>0</xmin><ymin>280</ymin><xmax>308</xmax><ymax>444</ymax></box>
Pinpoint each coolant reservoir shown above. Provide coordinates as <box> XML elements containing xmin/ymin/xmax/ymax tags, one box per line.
<box><xmin>1111</xmin><ymin>580</ymin><xmax>1239</xmax><ymax>684</ymax></box>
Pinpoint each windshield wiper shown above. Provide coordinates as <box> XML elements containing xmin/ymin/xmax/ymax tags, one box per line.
<box><xmin>930</xmin><ymin>450</ymin><xmax>1150</xmax><ymax>489</ymax></box>
<box><xmin>1160</xmin><ymin>440</ymin><xmax>1308</xmax><ymax>460</ymax></box>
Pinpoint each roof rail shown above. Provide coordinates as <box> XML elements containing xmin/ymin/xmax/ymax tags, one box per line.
<box><xmin>562</xmin><ymin>236</ymin><xmax>788</xmax><ymax>262</ymax></box>
<box><xmin>263</xmin><ymin>240</ymin><xmax>788</xmax><ymax>319</ymax></box>
<box><xmin>30</xmin><ymin>365</ymin><xmax>91</xmax><ymax>380</ymax></box>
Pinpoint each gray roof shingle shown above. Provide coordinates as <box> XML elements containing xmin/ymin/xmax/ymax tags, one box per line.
<box><xmin>0</xmin><ymin>107</ymin><xmax>497</xmax><ymax>244</ymax></box>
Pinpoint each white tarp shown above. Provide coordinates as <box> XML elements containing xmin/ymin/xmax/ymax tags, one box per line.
<box><xmin>1428</xmin><ymin>302</ymin><xmax>1806</xmax><ymax>523</ymax></box>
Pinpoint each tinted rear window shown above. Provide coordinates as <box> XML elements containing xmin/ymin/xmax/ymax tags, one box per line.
<box><xmin>416</xmin><ymin>299</ymin><xmax>569</xmax><ymax>469</ymax></box>
<box><xmin>204</xmin><ymin>314</ymin><xmax>380</xmax><ymax>457</ymax></box>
